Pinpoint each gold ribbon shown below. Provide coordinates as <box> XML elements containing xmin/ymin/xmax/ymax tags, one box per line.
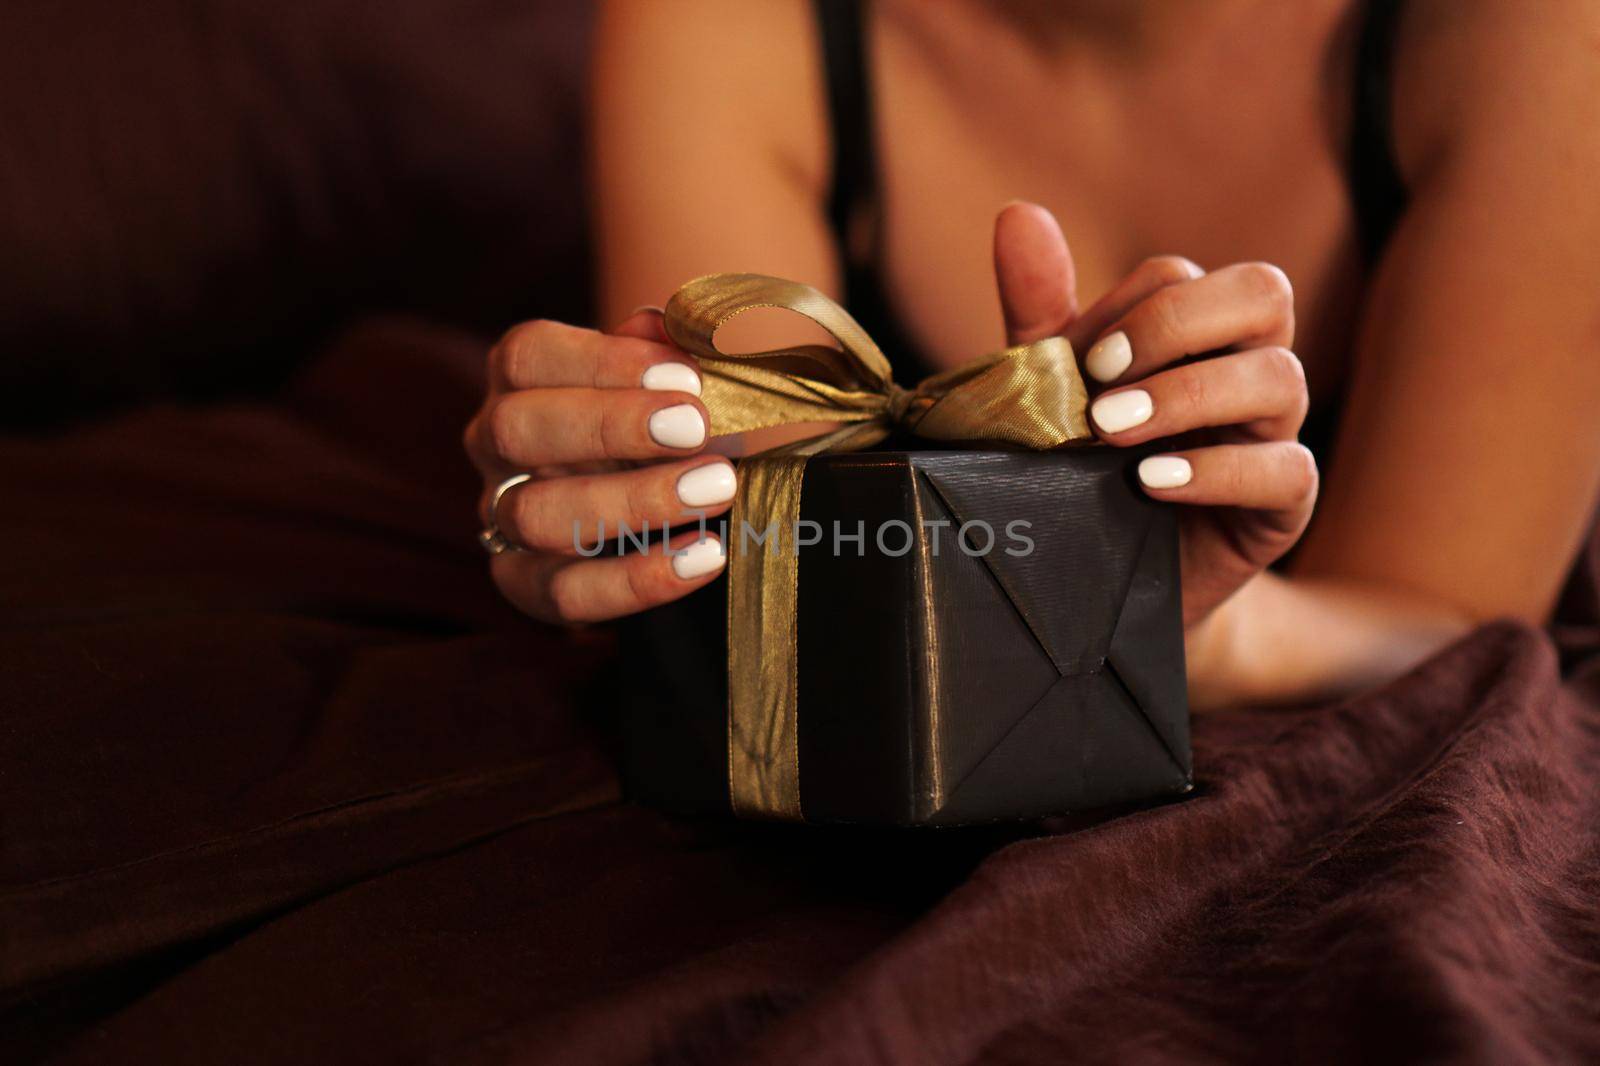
<box><xmin>663</xmin><ymin>273</ymin><xmax>1093</xmax><ymax>820</ymax></box>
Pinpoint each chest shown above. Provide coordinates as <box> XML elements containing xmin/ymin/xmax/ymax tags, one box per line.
<box><xmin>869</xmin><ymin>15</ymin><xmax>1367</xmax><ymax>405</ymax></box>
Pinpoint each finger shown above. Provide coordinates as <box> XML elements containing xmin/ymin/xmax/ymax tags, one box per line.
<box><xmin>610</xmin><ymin>305</ymin><xmax>669</xmax><ymax>342</ymax></box>
<box><xmin>1081</xmin><ymin>261</ymin><xmax>1295</xmax><ymax>385</ymax></box>
<box><xmin>497</xmin><ymin>457</ymin><xmax>737</xmax><ymax>554</ymax></box>
<box><xmin>1088</xmin><ymin>346</ymin><xmax>1308</xmax><ymax>444</ymax></box>
<box><xmin>480</xmin><ymin>387</ymin><xmax>710</xmax><ymax>467</ymax></box>
<box><xmin>995</xmin><ymin>201</ymin><xmax>1079</xmax><ymax>345</ymax></box>
<box><xmin>492</xmin><ymin>530</ymin><xmax>726</xmax><ymax>624</ymax></box>
<box><xmin>1065</xmin><ymin>255</ymin><xmax>1204</xmax><ymax>363</ymax></box>
<box><xmin>1134</xmin><ymin>441</ymin><xmax>1319</xmax><ymax>517</ymax></box>
<box><xmin>489</xmin><ymin>318</ymin><xmax>700</xmax><ymax>393</ymax></box>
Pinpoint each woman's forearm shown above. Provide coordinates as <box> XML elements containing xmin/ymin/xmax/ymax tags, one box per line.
<box><xmin>1185</xmin><ymin>570</ymin><xmax>1476</xmax><ymax>711</ymax></box>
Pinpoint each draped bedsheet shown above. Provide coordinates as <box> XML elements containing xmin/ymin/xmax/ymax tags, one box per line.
<box><xmin>3</xmin><ymin>318</ymin><xmax>1598</xmax><ymax>1065</ymax></box>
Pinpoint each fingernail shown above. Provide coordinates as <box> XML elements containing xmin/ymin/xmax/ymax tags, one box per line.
<box><xmin>671</xmin><ymin>537</ymin><xmax>726</xmax><ymax>580</ymax></box>
<box><xmin>1091</xmin><ymin>388</ymin><xmax>1153</xmax><ymax>434</ymax></box>
<box><xmin>628</xmin><ymin>304</ymin><xmax>665</xmax><ymax>317</ymax></box>
<box><xmin>1085</xmin><ymin>331</ymin><xmax>1133</xmax><ymax>383</ymax></box>
<box><xmin>1138</xmin><ymin>455</ymin><xmax>1192</xmax><ymax>489</ymax></box>
<box><xmin>642</xmin><ymin>363</ymin><xmax>702</xmax><ymax>396</ymax></box>
<box><xmin>648</xmin><ymin>404</ymin><xmax>706</xmax><ymax>449</ymax></box>
<box><xmin>677</xmin><ymin>462</ymin><xmax>736</xmax><ymax>507</ymax></box>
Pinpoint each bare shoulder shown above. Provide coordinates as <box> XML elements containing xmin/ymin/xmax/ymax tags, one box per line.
<box><xmin>592</xmin><ymin>0</ymin><xmax>828</xmax><ymax>194</ymax></box>
<box><xmin>589</xmin><ymin>0</ymin><xmax>841</xmax><ymax>321</ymax></box>
<box><xmin>1391</xmin><ymin>0</ymin><xmax>1600</xmax><ymax>179</ymax></box>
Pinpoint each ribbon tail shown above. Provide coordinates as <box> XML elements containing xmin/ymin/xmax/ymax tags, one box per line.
<box><xmin>726</xmin><ymin>455</ymin><xmax>809</xmax><ymax>820</ymax></box>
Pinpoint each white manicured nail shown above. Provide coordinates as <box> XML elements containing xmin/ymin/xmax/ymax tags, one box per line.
<box><xmin>641</xmin><ymin>363</ymin><xmax>702</xmax><ymax>396</ymax></box>
<box><xmin>1085</xmin><ymin>330</ymin><xmax>1133</xmax><ymax>383</ymax></box>
<box><xmin>1091</xmin><ymin>389</ymin><xmax>1153</xmax><ymax>434</ymax></box>
<box><xmin>671</xmin><ymin>537</ymin><xmax>726</xmax><ymax>580</ymax></box>
<box><xmin>677</xmin><ymin>462</ymin><xmax>736</xmax><ymax>507</ymax></box>
<box><xmin>648</xmin><ymin>404</ymin><xmax>706</xmax><ymax>448</ymax></box>
<box><xmin>1138</xmin><ymin>455</ymin><xmax>1192</xmax><ymax>489</ymax></box>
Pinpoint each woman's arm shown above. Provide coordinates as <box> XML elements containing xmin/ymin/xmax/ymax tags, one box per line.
<box><xmin>1200</xmin><ymin>2</ymin><xmax>1600</xmax><ymax>706</ymax></box>
<box><xmin>591</xmin><ymin>0</ymin><xmax>837</xmax><ymax>325</ymax></box>
<box><xmin>458</xmin><ymin>0</ymin><xmax>848</xmax><ymax>625</ymax></box>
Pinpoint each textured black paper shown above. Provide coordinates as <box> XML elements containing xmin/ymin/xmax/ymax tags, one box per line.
<box><xmin>618</xmin><ymin>448</ymin><xmax>1191</xmax><ymax>826</ymax></box>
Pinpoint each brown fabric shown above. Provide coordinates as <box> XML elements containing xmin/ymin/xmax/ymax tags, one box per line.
<box><xmin>2</xmin><ymin>321</ymin><xmax>1599</xmax><ymax>1064</ymax></box>
<box><xmin>0</xmin><ymin>0</ymin><xmax>592</xmax><ymax>425</ymax></box>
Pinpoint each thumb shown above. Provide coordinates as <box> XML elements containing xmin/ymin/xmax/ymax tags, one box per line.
<box><xmin>609</xmin><ymin>305</ymin><xmax>670</xmax><ymax>343</ymax></box>
<box><xmin>994</xmin><ymin>201</ymin><xmax>1078</xmax><ymax>346</ymax></box>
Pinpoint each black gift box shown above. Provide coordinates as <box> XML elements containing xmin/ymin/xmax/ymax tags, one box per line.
<box><xmin>618</xmin><ymin>447</ymin><xmax>1191</xmax><ymax>826</ymax></box>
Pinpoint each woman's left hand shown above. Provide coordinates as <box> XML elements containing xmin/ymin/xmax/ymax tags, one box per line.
<box><xmin>994</xmin><ymin>203</ymin><xmax>1318</xmax><ymax>630</ymax></box>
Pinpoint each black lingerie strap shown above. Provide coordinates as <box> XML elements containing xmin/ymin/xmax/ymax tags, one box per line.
<box><xmin>1349</xmin><ymin>0</ymin><xmax>1409</xmax><ymax>261</ymax></box>
<box><xmin>815</xmin><ymin>0</ymin><xmax>879</xmax><ymax>281</ymax></box>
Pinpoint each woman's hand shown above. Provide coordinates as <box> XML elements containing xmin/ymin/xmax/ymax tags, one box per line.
<box><xmin>463</xmin><ymin>309</ymin><xmax>735</xmax><ymax>624</ymax></box>
<box><xmin>994</xmin><ymin>202</ymin><xmax>1318</xmax><ymax>631</ymax></box>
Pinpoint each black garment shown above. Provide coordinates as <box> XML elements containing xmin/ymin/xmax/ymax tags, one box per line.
<box><xmin>1349</xmin><ymin>0</ymin><xmax>1409</xmax><ymax>260</ymax></box>
<box><xmin>812</xmin><ymin>0</ymin><xmax>1409</xmax><ymax>391</ymax></box>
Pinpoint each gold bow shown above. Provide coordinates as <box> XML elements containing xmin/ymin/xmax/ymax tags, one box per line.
<box><xmin>663</xmin><ymin>273</ymin><xmax>1093</xmax><ymax>820</ymax></box>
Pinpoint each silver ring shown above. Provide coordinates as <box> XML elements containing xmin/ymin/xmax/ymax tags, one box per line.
<box><xmin>478</xmin><ymin>473</ymin><xmax>533</xmax><ymax>555</ymax></box>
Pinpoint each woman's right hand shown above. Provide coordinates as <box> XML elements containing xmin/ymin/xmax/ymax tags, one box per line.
<box><xmin>463</xmin><ymin>308</ymin><xmax>735</xmax><ymax>624</ymax></box>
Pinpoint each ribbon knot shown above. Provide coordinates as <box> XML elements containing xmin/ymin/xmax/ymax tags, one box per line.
<box><xmin>884</xmin><ymin>382</ymin><xmax>916</xmax><ymax>427</ymax></box>
<box><xmin>661</xmin><ymin>273</ymin><xmax>1096</xmax><ymax>820</ymax></box>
